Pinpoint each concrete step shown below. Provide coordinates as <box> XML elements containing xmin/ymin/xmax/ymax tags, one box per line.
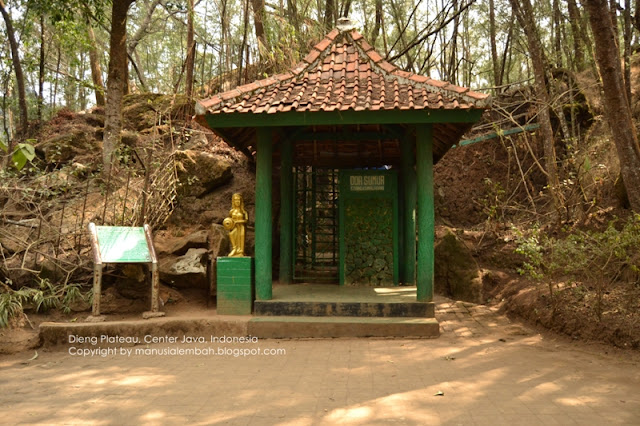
<box><xmin>248</xmin><ymin>316</ymin><xmax>440</xmax><ymax>338</ymax></box>
<box><xmin>254</xmin><ymin>300</ymin><xmax>435</xmax><ymax>318</ymax></box>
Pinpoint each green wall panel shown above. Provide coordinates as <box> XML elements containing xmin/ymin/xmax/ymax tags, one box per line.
<box><xmin>339</xmin><ymin>170</ymin><xmax>398</xmax><ymax>286</ymax></box>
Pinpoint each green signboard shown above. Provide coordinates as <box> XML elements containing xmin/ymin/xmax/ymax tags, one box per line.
<box><xmin>95</xmin><ymin>226</ymin><xmax>152</xmax><ymax>263</ymax></box>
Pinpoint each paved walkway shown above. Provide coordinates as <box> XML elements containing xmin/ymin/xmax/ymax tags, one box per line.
<box><xmin>1</xmin><ymin>297</ymin><xmax>639</xmax><ymax>425</ymax></box>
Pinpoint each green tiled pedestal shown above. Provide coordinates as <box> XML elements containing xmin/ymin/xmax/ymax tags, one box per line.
<box><xmin>216</xmin><ymin>257</ymin><xmax>254</xmax><ymax>315</ymax></box>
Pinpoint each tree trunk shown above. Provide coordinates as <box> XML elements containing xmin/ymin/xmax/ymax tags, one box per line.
<box><xmin>185</xmin><ymin>0</ymin><xmax>195</xmax><ymax>101</ymax></box>
<box><xmin>251</xmin><ymin>0</ymin><xmax>268</xmax><ymax>61</ymax></box>
<box><xmin>1</xmin><ymin>80</ymin><xmax>12</xmax><ymax>169</ymax></box>
<box><xmin>509</xmin><ymin>0</ymin><xmax>563</xmax><ymax>213</ymax></box>
<box><xmin>324</xmin><ymin>0</ymin><xmax>335</xmax><ymax>31</ymax></box>
<box><xmin>340</xmin><ymin>0</ymin><xmax>352</xmax><ymax>18</ymax></box>
<box><xmin>584</xmin><ymin>0</ymin><xmax>640</xmax><ymax>211</ymax></box>
<box><xmin>623</xmin><ymin>0</ymin><xmax>632</xmax><ymax>106</ymax></box>
<box><xmin>239</xmin><ymin>0</ymin><xmax>250</xmax><ymax>86</ymax></box>
<box><xmin>371</xmin><ymin>0</ymin><xmax>382</xmax><ymax>45</ymax></box>
<box><xmin>87</xmin><ymin>23</ymin><xmax>106</xmax><ymax>107</ymax></box>
<box><xmin>489</xmin><ymin>0</ymin><xmax>501</xmax><ymax>88</ymax></box>
<box><xmin>127</xmin><ymin>0</ymin><xmax>161</xmax><ymax>90</ymax></box>
<box><xmin>553</xmin><ymin>0</ymin><xmax>563</xmax><ymax>67</ymax></box>
<box><xmin>286</xmin><ymin>0</ymin><xmax>300</xmax><ymax>35</ymax></box>
<box><xmin>566</xmin><ymin>0</ymin><xmax>586</xmax><ymax>71</ymax></box>
<box><xmin>0</xmin><ymin>0</ymin><xmax>28</xmax><ymax>135</ymax></box>
<box><xmin>38</xmin><ymin>14</ymin><xmax>45</xmax><ymax>122</ymax></box>
<box><xmin>103</xmin><ymin>0</ymin><xmax>135</xmax><ymax>175</ymax></box>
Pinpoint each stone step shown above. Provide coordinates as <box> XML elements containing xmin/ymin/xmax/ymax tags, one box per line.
<box><xmin>248</xmin><ymin>316</ymin><xmax>440</xmax><ymax>338</ymax></box>
<box><xmin>254</xmin><ymin>300</ymin><xmax>435</xmax><ymax>318</ymax></box>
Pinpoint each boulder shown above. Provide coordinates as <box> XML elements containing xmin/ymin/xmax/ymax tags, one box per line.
<box><xmin>159</xmin><ymin>248</ymin><xmax>208</xmax><ymax>288</ymax></box>
<box><xmin>209</xmin><ymin>224</ymin><xmax>230</xmax><ymax>258</ymax></box>
<box><xmin>122</xmin><ymin>93</ymin><xmax>193</xmax><ymax>132</ymax></box>
<box><xmin>434</xmin><ymin>229</ymin><xmax>484</xmax><ymax>304</ymax></box>
<box><xmin>0</xmin><ymin>222</ymin><xmax>35</xmax><ymax>254</ymax></box>
<box><xmin>208</xmin><ymin>224</ymin><xmax>231</xmax><ymax>297</ymax></box>
<box><xmin>36</xmin><ymin>127</ymin><xmax>100</xmax><ymax>165</ymax></box>
<box><xmin>155</xmin><ymin>229</ymin><xmax>209</xmax><ymax>256</ymax></box>
<box><xmin>174</xmin><ymin>150</ymin><xmax>233</xmax><ymax>198</ymax></box>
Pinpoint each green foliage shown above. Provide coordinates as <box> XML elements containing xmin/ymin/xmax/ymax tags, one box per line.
<box><xmin>513</xmin><ymin>225</ymin><xmax>545</xmax><ymax>281</ymax></box>
<box><xmin>0</xmin><ymin>279</ymin><xmax>91</xmax><ymax>328</ymax></box>
<box><xmin>11</xmin><ymin>141</ymin><xmax>36</xmax><ymax>170</ymax></box>
<box><xmin>514</xmin><ymin>215</ymin><xmax>640</xmax><ymax>283</ymax></box>
<box><xmin>482</xmin><ymin>178</ymin><xmax>506</xmax><ymax>222</ymax></box>
<box><xmin>514</xmin><ymin>215</ymin><xmax>640</xmax><ymax>318</ymax></box>
<box><xmin>549</xmin><ymin>215</ymin><xmax>640</xmax><ymax>282</ymax></box>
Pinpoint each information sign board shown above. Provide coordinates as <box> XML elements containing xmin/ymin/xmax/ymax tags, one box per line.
<box><xmin>87</xmin><ymin>223</ymin><xmax>163</xmax><ymax>319</ymax></box>
<box><xmin>95</xmin><ymin>226</ymin><xmax>152</xmax><ymax>263</ymax></box>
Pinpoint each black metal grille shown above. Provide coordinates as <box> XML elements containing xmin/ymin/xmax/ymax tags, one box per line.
<box><xmin>293</xmin><ymin>167</ymin><xmax>339</xmax><ymax>283</ymax></box>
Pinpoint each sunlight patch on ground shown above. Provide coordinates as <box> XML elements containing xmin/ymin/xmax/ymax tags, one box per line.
<box><xmin>556</xmin><ymin>396</ymin><xmax>599</xmax><ymax>406</ymax></box>
<box><xmin>323</xmin><ymin>389</ymin><xmax>440</xmax><ymax>424</ymax></box>
<box><xmin>324</xmin><ymin>406</ymin><xmax>374</xmax><ymax>423</ymax></box>
<box><xmin>140</xmin><ymin>410</ymin><xmax>166</xmax><ymax>421</ymax></box>
<box><xmin>113</xmin><ymin>374</ymin><xmax>173</xmax><ymax>387</ymax></box>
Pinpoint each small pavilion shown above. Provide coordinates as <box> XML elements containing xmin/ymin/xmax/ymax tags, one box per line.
<box><xmin>195</xmin><ymin>19</ymin><xmax>491</xmax><ymax>305</ymax></box>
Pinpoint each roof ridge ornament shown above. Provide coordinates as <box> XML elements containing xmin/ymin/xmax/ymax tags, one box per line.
<box><xmin>337</xmin><ymin>17</ymin><xmax>356</xmax><ymax>32</ymax></box>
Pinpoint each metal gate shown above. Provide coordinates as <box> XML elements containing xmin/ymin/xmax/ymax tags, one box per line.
<box><xmin>293</xmin><ymin>167</ymin><xmax>339</xmax><ymax>283</ymax></box>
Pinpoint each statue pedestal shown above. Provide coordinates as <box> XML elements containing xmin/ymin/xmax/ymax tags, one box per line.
<box><xmin>216</xmin><ymin>257</ymin><xmax>254</xmax><ymax>315</ymax></box>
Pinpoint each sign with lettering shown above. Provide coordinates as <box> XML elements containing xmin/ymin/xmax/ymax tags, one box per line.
<box><xmin>95</xmin><ymin>226</ymin><xmax>152</xmax><ymax>263</ymax></box>
<box><xmin>349</xmin><ymin>174</ymin><xmax>385</xmax><ymax>191</ymax></box>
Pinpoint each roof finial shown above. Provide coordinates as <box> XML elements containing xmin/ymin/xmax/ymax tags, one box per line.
<box><xmin>337</xmin><ymin>17</ymin><xmax>356</xmax><ymax>32</ymax></box>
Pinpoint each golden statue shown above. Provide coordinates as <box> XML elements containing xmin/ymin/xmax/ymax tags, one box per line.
<box><xmin>223</xmin><ymin>193</ymin><xmax>248</xmax><ymax>257</ymax></box>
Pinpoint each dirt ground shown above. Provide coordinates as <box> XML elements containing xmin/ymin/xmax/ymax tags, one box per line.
<box><xmin>1</xmin><ymin>296</ymin><xmax>639</xmax><ymax>425</ymax></box>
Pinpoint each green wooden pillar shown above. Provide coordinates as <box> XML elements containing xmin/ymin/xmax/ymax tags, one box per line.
<box><xmin>416</xmin><ymin>124</ymin><xmax>434</xmax><ymax>302</ymax></box>
<box><xmin>279</xmin><ymin>140</ymin><xmax>293</xmax><ymax>284</ymax></box>
<box><xmin>401</xmin><ymin>136</ymin><xmax>417</xmax><ymax>285</ymax></box>
<box><xmin>256</xmin><ymin>128</ymin><xmax>272</xmax><ymax>300</ymax></box>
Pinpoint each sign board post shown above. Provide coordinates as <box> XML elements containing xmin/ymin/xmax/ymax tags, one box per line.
<box><xmin>88</xmin><ymin>223</ymin><xmax>164</xmax><ymax>321</ymax></box>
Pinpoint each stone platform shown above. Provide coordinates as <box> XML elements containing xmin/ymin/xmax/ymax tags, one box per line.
<box><xmin>250</xmin><ymin>284</ymin><xmax>439</xmax><ymax>338</ymax></box>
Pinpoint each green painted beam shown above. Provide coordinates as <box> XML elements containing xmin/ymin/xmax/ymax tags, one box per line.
<box><xmin>453</xmin><ymin>124</ymin><xmax>540</xmax><ymax>148</ymax></box>
<box><xmin>401</xmin><ymin>136</ymin><xmax>416</xmax><ymax>286</ymax></box>
<box><xmin>416</xmin><ymin>124</ymin><xmax>434</xmax><ymax>302</ymax></box>
<box><xmin>255</xmin><ymin>128</ymin><xmax>273</xmax><ymax>300</ymax></box>
<box><xmin>204</xmin><ymin>108</ymin><xmax>484</xmax><ymax>128</ymax></box>
<box><xmin>279</xmin><ymin>140</ymin><xmax>293</xmax><ymax>284</ymax></box>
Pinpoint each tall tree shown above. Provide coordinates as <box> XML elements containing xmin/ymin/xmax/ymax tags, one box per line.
<box><xmin>37</xmin><ymin>14</ymin><xmax>45</xmax><ymax>122</ymax></box>
<box><xmin>251</xmin><ymin>0</ymin><xmax>267</xmax><ymax>62</ymax></box>
<box><xmin>103</xmin><ymin>0</ymin><xmax>135</xmax><ymax>175</ymax></box>
<box><xmin>324</xmin><ymin>0</ymin><xmax>336</xmax><ymax>30</ymax></box>
<box><xmin>87</xmin><ymin>22</ymin><xmax>106</xmax><ymax>106</ymax></box>
<box><xmin>566</xmin><ymin>0</ymin><xmax>586</xmax><ymax>71</ymax></box>
<box><xmin>0</xmin><ymin>0</ymin><xmax>28</xmax><ymax>135</ymax></box>
<box><xmin>583</xmin><ymin>0</ymin><xmax>640</xmax><ymax>211</ymax></box>
<box><xmin>508</xmin><ymin>0</ymin><xmax>563</xmax><ymax>213</ymax></box>
<box><xmin>185</xmin><ymin>0</ymin><xmax>195</xmax><ymax>99</ymax></box>
<box><xmin>371</xmin><ymin>0</ymin><xmax>382</xmax><ymax>46</ymax></box>
<box><xmin>489</xmin><ymin>0</ymin><xmax>501</xmax><ymax>88</ymax></box>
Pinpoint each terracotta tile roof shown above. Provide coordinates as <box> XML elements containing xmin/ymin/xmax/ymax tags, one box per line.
<box><xmin>197</xmin><ymin>28</ymin><xmax>491</xmax><ymax>117</ymax></box>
